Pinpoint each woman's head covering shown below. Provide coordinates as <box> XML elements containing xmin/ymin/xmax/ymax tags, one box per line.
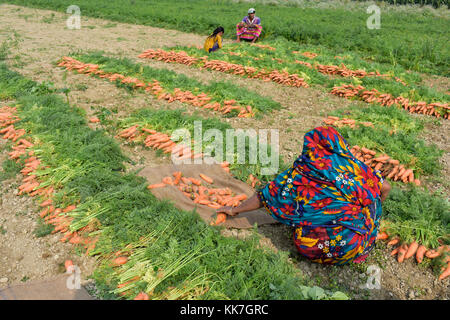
<box><xmin>248</xmin><ymin>8</ymin><xmax>256</xmax><ymax>14</ymax></box>
<box><xmin>294</xmin><ymin>126</ymin><xmax>383</xmax><ymax>205</ymax></box>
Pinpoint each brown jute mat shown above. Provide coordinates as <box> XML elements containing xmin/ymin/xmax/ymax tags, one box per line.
<box><xmin>138</xmin><ymin>163</ymin><xmax>277</xmax><ymax>229</ymax></box>
<box><xmin>0</xmin><ymin>275</ymin><xmax>94</xmax><ymax>300</ymax></box>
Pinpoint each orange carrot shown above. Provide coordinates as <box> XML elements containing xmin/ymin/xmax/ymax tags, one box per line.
<box><xmin>376</xmin><ymin>231</ymin><xmax>389</xmax><ymax>241</ymax></box>
<box><xmin>64</xmin><ymin>260</ymin><xmax>74</xmax><ymax>271</ymax></box>
<box><xmin>147</xmin><ymin>183</ymin><xmax>166</xmax><ymax>190</ymax></box>
<box><xmin>162</xmin><ymin>177</ymin><xmax>173</xmax><ymax>185</ymax></box>
<box><xmin>40</xmin><ymin>199</ymin><xmax>52</xmax><ymax>207</ymax></box>
<box><xmin>425</xmin><ymin>249</ymin><xmax>440</xmax><ymax>259</ymax></box>
<box><xmin>234</xmin><ymin>194</ymin><xmax>248</xmax><ymax>201</ymax></box>
<box><xmin>415</xmin><ymin>245</ymin><xmax>427</xmax><ymax>263</ymax></box>
<box><xmin>404</xmin><ymin>241</ymin><xmax>419</xmax><ymax>259</ymax></box>
<box><xmin>134</xmin><ymin>292</ymin><xmax>150</xmax><ymax>300</ymax></box>
<box><xmin>387</xmin><ymin>238</ymin><xmax>400</xmax><ymax>246</ymax></box>
<box><xmin>63</xmin><ymin>205</ymin><xmax>77</xmax><ymax>213</ymax></box>
<box><xmin>172</xmin><ymin>171</ymin><xmax>182</xmax><ymax>185</ymax></box>
<box><xmin>390</xmin><ymin>247</ymin><xmax>399</xmax><ymax>256</ymax></box>
<box><xmin>397</xmin><ymin>244</ymin><xmax>408</xmax><ymax>263</ymax></box>
<box><xmin>113</xmin><ymin>256</ymin><xmax>128</xmax><ymax>266</ymax></box>
<box><xmin>438</xmin><ymin>262</ymin><xmax>450</xmax><ymax>281</ymax></box>
<box><xmin>189</xmin><ymin>178</ymin><xmax>202</xmax><ymax>186</ymax></box>
<box><xmin>199</xmin><ymin>173</ymin><xmax>214</xmax><ymax>184</ymax></box>
<box><xmin>210</xmin><ymin>213</ymin><xmax>227</xmax><ymax>226</ymax></box>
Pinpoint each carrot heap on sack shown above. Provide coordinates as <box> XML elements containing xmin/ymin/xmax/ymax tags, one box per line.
<box><xmin>323</xmin><ymin>116</ymin><xmax>374</xmax><ymax>129</ymax></box>
<box><xmin>138</xmin><ymin>49</ymin><xmax>309</xmax><ymax>88</ymax></box>
<box><xmin>330</xmin><ymin>84</ymin><xmax>449</xmax><ymax>119</ymax></box>
<box><xmin>58</xmin><ymin>56</ymin><xmax>255</xmax><ymax>118</ymax></box>
<box><xmin>146</xmin><ymin>171</ymin><xmax>248</xmax><ymax>225</ymax></box>
<box><xmin>377</xmin><ymin>232</ymin><xmax>450</xmax><ymax>281</ymax></box>
<box><xmin>349</xmin><ymin>145</ymin><xmax>420</xmax><ymax>185</ymax></box>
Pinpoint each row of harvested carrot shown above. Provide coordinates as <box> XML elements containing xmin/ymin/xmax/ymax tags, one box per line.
<box><xmin>224</xmin><ymin>49</ymin><xmax>406</xmax><ymax>85</ymax></box>
<box><xmin>1</xmin><ymin>107</ymin><xmax>98</xmax><ymax>253</ymax></box>
<box><xmin>331</xmin><ymin>84</ymin><xmax>449</xmax><ymax>119</ymax></box>
<box><xmin>323</xmin><ymin>115</ymin><xmax>374</xmax><ymax>128</ymax></box>
<box><xmin>138</xmin><ymin>49</ymin><xmax>309</xmax><ymax>88</ymax></box>
<box><xmin>117</xmin><ymin>124</ymin><xmax>229</xmax><ymax>165</ymax></box>
<box><xmin>349</xmin><ymin>145</ymin><xmax>420</xmax><ymax>185</ymax></box>
<box><xmin>377</xmin><ymin>232</ymin><xmax>450</xmax><ymax>281</ymax></box>
<box><xmin>57</xmin><ymin>56</ymin><xmax>255</xmax><ymax>118</ymax></box>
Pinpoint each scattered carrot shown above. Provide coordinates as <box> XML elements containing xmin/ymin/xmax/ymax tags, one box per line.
<box><xmin>147</xmin><ymin>183</ymin><xmax>167</xmax><ymax>190</ymax></box>
<box><xmin>210</xmin><ymin>213</ymin><xmax>227</xmax><ymax>226</ymax></box>
<box><xmin>415</xmin><ymin>245</ymin><xmax>427</xmax><ymax>263</ymax></box>
<box><xmin>64</xmin><ymin>260</ymin><xmax>74</xmax><ymax>271</ymax></box>
<box><xmin>113</xmin><ymin>256</ymin><xmax>128</xmax><ymax>266</ymax></box>
<box><xmin>404</xmin><ymin>241</ymin><xmax>419</xmax><ymax>260</ymax></box>
<box><xmin>376</xmin><ymin>231</ymin><xmax>389</xmax><ymax>241</ymax></box>
<box><xmin>134</xmin><ymin>292</ymin><xmax>150</xmax><ymax>300</ymax></box>
<box><xmin>438</xmin><ymin>262</ymin><xmax>450</xmax><ymax>281</ymax></box>
<box><xmin>387</xmin><ymin>238</ymin><xmax>400</xmax><ymax>246</ymax></box>
<box><xmin>199</xmin><ymin>173</ymin><xmax>214</xmax><ymax>184</ymax></box>
<box><xmin>397</xmin><ymin>244</ymin><xmax>408</xmax><ymax>263</ymax></box>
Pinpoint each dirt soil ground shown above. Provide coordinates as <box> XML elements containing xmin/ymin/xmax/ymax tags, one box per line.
<box><xmin>0</xmin><ymin>4</ymin><xmax>448</xmax><ymax>300</ymax></box>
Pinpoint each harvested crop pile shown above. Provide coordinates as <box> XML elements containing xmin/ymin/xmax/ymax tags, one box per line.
<box><xmin>322</xmin><ymin>115</ymin><xmax>374</xmax><ymax>128</ymax></box>
<box><xmin>138</xmin><ymin>49</ymin><xmax>309</xmax><ymax>88</ymax></box>
<box><xmin>147</xmin><ymin>170</ymin><xmax>249</xmax><ymax>225</ymax></box>
<box><xmin>377</xmin><ymin>232</ymin><xmax>450</xmax><ymax>281</ymax></box>
<box><xmin>1</xmin><ymin>107</ymin><xmax>97</xmax><ymax>251</ymax></box>
<box><xmin>330</xmin><ymin>84</ymin><xmax>449</xmax><ymax>119</ymax></box>
<box><xmin>349</xmin><ymin>145</ymin><xmax>420</xmax><ymax>185</ymax></box>
<box><xmin>57</xmin><ymin>56</ymin><xmax>255</xmax><ymax>118</ymax></box>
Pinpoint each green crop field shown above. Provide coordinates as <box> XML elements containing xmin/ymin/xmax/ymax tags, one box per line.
<box><xmin>0</xmin><ymin>0</ymin><xmax>449</xmax><ymax>303</ymax></box>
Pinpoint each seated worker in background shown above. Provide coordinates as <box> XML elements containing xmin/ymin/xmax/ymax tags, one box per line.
<box><xmin>216</xmin><ymin>126</ymin><xmax>391</xmax><ymax>266</ymax></box>
<box><xmin>204</xmin><ymin>26</ymin><xmax>224</xmax><ymax>53</ymax></box>
<box><xmin>236</xmin><ymin>8</ymin><xmax>262</xmax><ymax>43</ymax></box>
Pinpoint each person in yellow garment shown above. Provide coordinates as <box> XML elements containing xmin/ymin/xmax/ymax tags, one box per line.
<box><xmin>204</xmin><ymin>26</ymin><xmax>224</xmax><ymax>53</ymax></box>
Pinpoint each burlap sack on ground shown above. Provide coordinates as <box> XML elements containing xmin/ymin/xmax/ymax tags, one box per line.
<box><xmin>0</xmin><ymin>275</ymin><xmax>94</xmax><ymax>300</ymax></box>
<box><xmin>138</xmin><ymin>164</ymin><xmax>277</xmax><ymax>229</ymax></box>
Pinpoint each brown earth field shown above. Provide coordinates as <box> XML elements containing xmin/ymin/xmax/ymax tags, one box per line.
<box><xmin>0</xmin><ymin>4</ymin><xmax>448</xmax><ymax>300</ymax></box>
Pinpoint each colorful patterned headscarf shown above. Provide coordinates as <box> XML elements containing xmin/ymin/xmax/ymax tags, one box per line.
<box><xmin>258</xmin><ymin>126</ymin><xmax>384</xmax><ymax>235</ymax></box>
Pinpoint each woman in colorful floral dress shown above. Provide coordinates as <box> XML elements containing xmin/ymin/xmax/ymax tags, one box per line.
<box><xmin>236</xmin><ymin>8</ymin><xmax>262</xmax><ymax>43</ymax></box>
<box><xmin>216</xmin><ymin>126</ymin><xmax>391</xmax><ymax>265</ymax></box>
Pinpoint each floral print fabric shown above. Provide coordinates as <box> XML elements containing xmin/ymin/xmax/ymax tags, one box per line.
<box><xmin>257</xmin><ymin>126</ymin><xmax>384</xmax><ymax>264</ymax></box>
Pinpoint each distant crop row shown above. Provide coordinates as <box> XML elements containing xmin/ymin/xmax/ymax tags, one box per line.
<box><xmin>4</xmin><ymin>0</ymin><xmax>449</xmax><ymax>75</ymax></box>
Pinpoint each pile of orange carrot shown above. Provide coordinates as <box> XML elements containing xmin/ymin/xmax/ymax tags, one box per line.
<box><xmin>349</xmin><ymin>145</ymin><xmax>420</xmax><ymax>185</ymax></box>
<box><xmin>137</xmin><ymin>49</ymin><xmax>309</xmax><ymax>88</ymax></box>
<box><xmin>377</xmin><ymin>232</ymin><xmax>450</xmax><ymax>281</ymax></box>
<box><xmin>147</xmin><ymin>171</ymin><xmax>248</xmax><ymax>224</ymax></box>
<box><xmin>323</xmin><ymin>115</ymin><xmax>374</xmax><ymax>128</ymax></box>
<box><xmin>58</xmin><ymin>56</ymin><xmax>255</xmax><ymax>118</ymax></box>
<box><xmin>330</xmin><ymin>84</ymin><xmax>449</xmax><ymax>119</ymax></box>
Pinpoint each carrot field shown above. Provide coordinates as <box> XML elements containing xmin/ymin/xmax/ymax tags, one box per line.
<box><xmin>0</xmin><ymin>1</ymin><xmax>448</xmax><ymax>303</ymax></box>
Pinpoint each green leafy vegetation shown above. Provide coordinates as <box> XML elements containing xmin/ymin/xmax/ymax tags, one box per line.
<box><xmin>0</xmin><ymin>158</ymin><xmax>22</xmax><ymax>182</ymax></box>
<box><xmin>0</xmin><ymin>63</ymin><xmax>345</xmax><ymax>299</ymax></box>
